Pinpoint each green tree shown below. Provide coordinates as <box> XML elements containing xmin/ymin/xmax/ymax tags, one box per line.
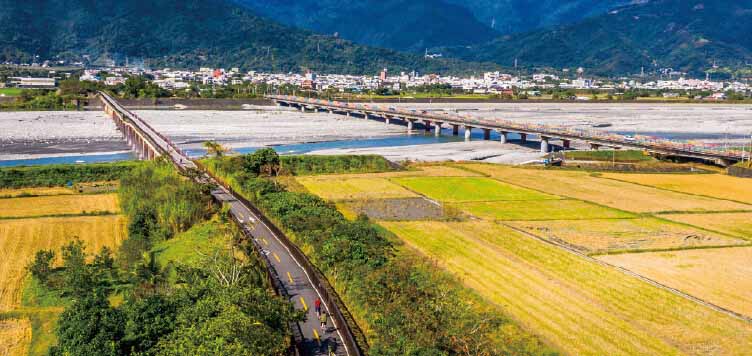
<box><xmin>51</xmin><ymin>292</ymin><xmax>126</xmax><ymax>356</ymax></box>
<box><xmin>61</xmin><ymin>239</ymin><xmax>96</xmax><ymax>297</ymax></box>
<box><xmin>27</xmin><ymin>249</ymin><xmax>56</xmax><ymax>284</ymax></box>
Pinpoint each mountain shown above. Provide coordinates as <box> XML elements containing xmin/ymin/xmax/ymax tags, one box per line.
<box><xmin>0</xmin><ymin>0</ymin><xmax>496</xmax><ymax>74</ymax></box>
<box><xmin>444</xmin><ymin>0</ymin><xmax>638</xmax><ymax>34</ymax></box>
<box><xmin>444</xmin><ymin>0</ymin><xmax>752</xmax><ymax>75</ymax></box>
<box><xmin>231</xmin><ymin>0</ymin><xmax>498</xmax><ymax>52</ymax></box>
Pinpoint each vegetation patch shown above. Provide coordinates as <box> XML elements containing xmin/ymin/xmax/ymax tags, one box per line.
<box><xmin>380</xmin><ymin>220</ymin><xmax>752</xmax><ymax>356</ymax></box>
<box><xmin>0</xmin><ymin>162</ymin><xmax>140</xmax><ymax>189</ymax></box>
<box><xmin>599</xmin><ymin>246</ymin><xmax>752</xmax><ymax>318</ymax></box>
<box><xmin>280</xmin><ymin>155</ymin><xmax>396</xmax><ymax>175</ymax></box>
<box><xmin>453</xmin><ymin>199</ymin><xmax>634</xmax><ymax>221</ymax></box>
<box><xmin>345</xmin><ymin>197</ymin><xmax>447</xmax><ymax>220</ymax></box>
<box><xmin>393</xmin><ymin>176</ymin><xmax>557</xmax><ymax>202</ymax></box>
<box><xmin>508</xmin><ymin>217</ymin><xmax>748</xmax><ymax>255</ymax></box>
<box><xmin>564</xmin><ymin>150</ymin><xmax>655</xmax><ymax>162</ymax></box>
<box><xmin>0</xmin><ymin>193</ymin><xmax>119</xmax><ymax>219</ymax></box>
<box><xmin>459</xmin><ymin>164</ymin><xmax>752</xmax><ymax>213</ymax></box>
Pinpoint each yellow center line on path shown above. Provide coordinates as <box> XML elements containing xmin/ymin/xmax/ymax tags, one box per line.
<box><xmin>313</xmin><ymin>328</ymin><xmax>321</xmax><ymax>345</ymax></box>
<box><xmin>273</xmin><ymin>252</ymin><xmax>281</xmax><ymax>263</ymax></box>
<box><xmin>287</xmin><ymin>271</ymin><xmax>294</xmax><ymax>284</ymax></box>
<box><xmin>300</xmin><ymin>297</ymin><xmax>308</xmax><ymax>311</ymax></box>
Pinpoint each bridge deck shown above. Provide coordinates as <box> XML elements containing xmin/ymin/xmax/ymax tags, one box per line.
<box><xmin>100</xmin><ymin>92</ymin><xmax>354</xmax><ymax>356</ymax></box>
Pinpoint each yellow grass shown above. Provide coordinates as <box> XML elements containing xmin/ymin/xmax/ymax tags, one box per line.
<box><xmin>507</xmin><ymin>218</ymin><xmax>747</xmax><ymax>254</ymax></box>
<box><xmin>380</xmin><ymin>220</ymin><xmax>752</xmax><ymax>356</ymax></box>
<box><xmin>0</xmin><ymin>215</ymin><xmax>126</xmax><ymax>311</ymax></box>
<box><xmin>602</xmin><ymin>173</ymin><xmax>752</xmax><ymax>204</ymax></box>
<box><xmin>0</xmin><ymin>194</ymin><xmax>120</xmax><ymax>218</ymax></box>
<box><xmin>660</xmin><ymin>212</ymin><xmax>752</xmax><ymax>239</ymax></box>
<box><xmin>458</xmin><ymin>164</ymin><xmax>752</xmax><ymax>213</ymax></box>
<box><xmin>452</xmin><ymin>199</ymin><xmax>634</xmax><ymax>221</ymax></box>
<box><xmin>0</xmin><ymin>187</ymin><xmax>73</xmax><ymax>198</ymax></box>
<box><xmin>599</xmin><ymin>247</ymin><xmax>752</xmax><ymax>318</ymax></box>
<box><xmin>0</xmin><ymin>318</ymin><xmax>31</xmax><ymax>356</ymax></box>
<box><xmin>296</xmin><ymin>177</ymin><xmax>417</xmax><ymax>201</ymax></box>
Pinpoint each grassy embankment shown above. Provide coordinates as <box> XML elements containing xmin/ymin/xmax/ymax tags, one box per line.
<box><xmin>297</xmin><ymin>161</ymin><xmax>752</xmax><ymax>355</ymax></box>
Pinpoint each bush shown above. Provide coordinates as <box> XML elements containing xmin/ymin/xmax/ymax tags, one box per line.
<box><xmin>0</xmin><ymin>162</ymin><xmax>140</xmax><ymax>188</ymax></box>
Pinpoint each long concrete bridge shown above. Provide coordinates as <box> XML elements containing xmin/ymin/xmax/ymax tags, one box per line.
<box><xmin>269</xmin><ymin>95</ymin><xmax>746</xmax><ymax>166</ymax></box>
<box><xmin>99</xmin><ymin>92</ymin><xmax>362</xmax><ymax>356</ymax></box>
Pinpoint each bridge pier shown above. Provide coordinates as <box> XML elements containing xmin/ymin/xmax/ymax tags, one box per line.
<box><xmin>424</xmin><ymin>121</ymin><xmax>432</xmax><ymax>133</ymax></box>
<box><xmin>407</xmin><ymin>119</ymin><xmax>414</xmax><ymax>133</ymax></box>
<box><xmin>520</xmin><ymin>133</ymin><xmax>527</xmax><ymax>144</ymax></box>
<box><xmin>346</xmin><ymin>111</ymin><xmax>350</xmax><ymax>118</ymax></box>
<box><xmin>384</xmin><ymin>117</ymin><xmax>390</xmax><ymax>125</ymax></box>
<box><xmin>483</xmin><ymin>128</ymin><xmax>491</xmax><ymax>140</ymax></box>
<box><xmin>590</xmin><ymin>143</ymin><xmax>601</xmax><ymax>151</ymax></box>
<box><xmin>562</xmin><ymin>139</ymin><xmax>571</xmax><ymax>149</ymax></box>
<box><xmin>464</xmin><ymin>126</ymin><xmax>472</xmax><ymax>141</ymax></box>
<box><xmin>499</xmin><ymin>131</ymin><xmax>508</xmax><ymax>144</ymax></box>
<box><xmin>452</xmin><ymin>124</ymin><xmax>459</xmax><ymax>136</ymax></box>
<box><xmin>300</xmin><ymin>106</ymin><xmax>306</xmax><ymax>113</ymax></box>
<box><xmin>434</xmin><ymin>122</ymin><xmax>443</xmax><ymax>136</ymax></box>
<box><xmin>541</xmin><ymin>136</ymin><xmax>550</xmax><ymax>153</ymax></box>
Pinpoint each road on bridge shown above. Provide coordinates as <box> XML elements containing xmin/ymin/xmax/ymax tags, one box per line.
<box><xmin>99</xmin><ymin>92</ymin><xmax>355</xmax><ymax>356</ymax></box>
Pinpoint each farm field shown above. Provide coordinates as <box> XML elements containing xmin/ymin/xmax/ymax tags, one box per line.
<box><xmin>297</xmin><ymin>177</ymin><xmax>417</xmax><ymax>201</ymax></box>
<box><xmin>601</xmin><ymin>173</ymin><xmax>752</xmax><ymax>204</ymax></box>
<box><xmin>599</xmin><ymin>247</ymin><xmax>752</xmax><ymax>318</ymax></box>
<box><xmin>0</xmin><ymin>193</ymin><xmax>119</xmax><ymax>218</ymax></box>
<box><xmin>507</xmin><ymin>217</ymin><xmax>748</xmax><ymax>254</ymax></box>
<box><xmin>457</xmin><ymin>164</ymin><xmax>752</xmax><ymax>213</ymax></box>
<box><xmin>310</xmin><ymin>164</ymin><xmax>482</xmax><ymax>179</ymax></box>
<box><xmin>659</xmin><ymin>212</ymin><xmax>752</xmax><ymax>239</ymax></box>
<box><xmin>0</xmin><ymin>187</ymin><xmax>73</xmax><ymax>198</ymax></box>
<box><xmin>380</xmin><ymin>220</ymin><xmax>752</xmax><ymax>356</ymax></box>
<box><xmin>392</xmin><ymin>176</ymin><xmax>557</xmax><ymax>202</ymax></box>
<box><xmin>453</xmin><ymin>199</ymin><xmax>634</xmax><ymax>221</ymax></box>
<box><xmin>0</xmin><ymin>215</ymin><xmax>126</xmax><ymax>311</ymax></box>
<box><xmin>0</xmin><ymin>318</ymin><xmax>31</xmax><ymax>356</ymax></box>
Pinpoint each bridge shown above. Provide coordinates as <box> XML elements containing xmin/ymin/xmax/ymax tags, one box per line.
<box><xmin>269</xmin><ymin>95</ymin><xmax>747</xmax><ymax>166</ymax></box>
<box><xmin>99</xmin><ymin>92</ymin><xmax>362</xmax><ymax>356</ymax></box>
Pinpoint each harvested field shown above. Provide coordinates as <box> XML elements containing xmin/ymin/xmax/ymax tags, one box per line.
<box><xmin>508</xmin><ymin>218</ymin><xmax>748</xmax><ymax>254</ymax></box>
<box><xmin>0</xmin><ymin>215</ymin><xmax>126</xmax><ymax>310</ymax></box>
<box><xmin>0</xmin><ymin>187</ymin><xmax>73</xmax><ymax>198</ymax></box>
<box><xmin>345</xmin><ymin>198</ymin><xmax>445</xmax><ymax>220</ymax></box>
<box><xmin>660</xmin><ymin>212</ymin><xmax>752</xmax><ymax>239</ymax></box>
<box><xmin>308</xmin><ymin>164</ymin><xmax>482</xmax><ymax>180</ymax></box>
<box><xmin>0</xmin><ymin>194</ymin><xmax>120</xmax><ymax>218</ymax></box>
<box><xmin>599</xmin><ymin>247</ymin><xmax>752</xmax><ymax>318</ymax></box>
<box><xmin>453</xmin><ymin>199</ymin><xmax>634</xmax><ymax>221</ymax></box>
<box><xmin>392</xmin><ymin>176</ymin><xmax>557</xmax><ymax>202</ymax></box>
<box><xmin>602</xmin><ymin>173</ymin><xmax>752</xmax><ymax>204</ymax></box>
<box><xmin>297</xmin><ymin>177</ymin><xmax>417</xmax><ymax>201</ymax></box>
<box><xmin>0</xmin><ymin>318</ymin><xmax>31</xmax><ymax>356</ymax></box>
<box><xmin>380</xmin><ymin>220</ymin><xmax>752</xmax><ymax>356</ymax></box>
<box><xmin>458</xmin><ymin>164</ymin><xmax>752</xmax><ymax>213</ymax></box>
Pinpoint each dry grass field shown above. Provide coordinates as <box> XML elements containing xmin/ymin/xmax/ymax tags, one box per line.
<box><xmin>297</xmin><ymin>177</ymin><xmax>418</xmax><ymax>201</ymax></box>
<box><xmin>602</xmin><ymin>173</ymin><xmax>752</xmax><ymax>204</ymax></box>
<box><xmin>392</xmin><ymin>176</ymin><xmax>557</xmax><ymax>202</ymax></box>
<box><xmin>457</xmin><ymin>164</ymin><xmax>752</xmax><ymax>213</ymax></box>
<box><xmin>0</xmin><ymin>187</ymin><xmax>73</xmax><ymax>198</ymax></box>
<box><xmin>0</xmin><ymin>215</ymin><xmax>126</xmax><ymax>311</ymax></box>
<box><xmin>309</xmin><ymin>164</ymin><xmax>482</xmax><ymax>180</ymax></box>
<box><xmin>659</xmin><ymin>212</ymin><xmax>752</xmax><ymax>239</ymax></box>
<box><xmin>380</xmin><ymin>220</ymin><xmax>752</xmax><ymax>356</ymax></box>
<box><xmin>453</xmin><ymin>199</ymin><xmax>634</xmax><ymax>221</ymax></box>
<box><xmin>0</xmin><ymin>318</ymin><xmax>31</xmax><ymax>356</ymax></box>
<box><xmin>0</xmin><ymin>194</ymin><xmax>120</xmax><ymax>218</ymax></box>
<box><xmin>507</xmin><ymin>217</ymin><xmax>748</xmax><ymax>254</ymax></box>
<box><xmin>599</xmin><ymin>247</ymin><xmax>752</xmax><ymax>318</ymax></box>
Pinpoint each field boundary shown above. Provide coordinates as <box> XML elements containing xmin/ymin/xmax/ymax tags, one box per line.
<box><xmin>503</xmin><ymin>223</ymin><xmax>752</xmax><ymax>324</ymax></box>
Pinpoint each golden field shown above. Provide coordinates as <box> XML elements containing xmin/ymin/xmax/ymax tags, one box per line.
<box><xmin>297</xmin><ymin>177</ymin><xmax>417</xmax><ymax>201</ymax></box>
<box><xmin>0</xmin><ymin>318</ymin><xmax>31</xmax><ymax>356</ymax></box>
<box><xmin>659</xmin><ymin>212</ymin><xmax>752</xmax><ymax>239</ymax></box>
<box><xmin>599</xmin><ymin>247</ymin><xmax>752</xmax><ymax>318</ymax></box>
<box><xmin>0</xmin><ymin>187</ymin><xmax>73</xmax><ymax>198</ymax></box>
<box><xmin>0</xmin><ymin>215</ymin><xmax>126</xmax><ymax>311</ymax></box>
<box><xmin>452</xmin><ymin>199</ymin><xmax>634</xmax><ymax>221</ymax></box>
<box><xmin>307</xmin><ymin>164</ymin><xmax>482</xmax><ymax>180</ymax></box>
<box><xmin>507</xmin><ymin>217</ymin><xmax>748</xmax><ymax>254</ymax></box>
<box><xmin>380</xmin><ymin>220</ymin><xmax>752</xmax><ymax>356</ymax></box>
<box><xmin>602</xmin><ymin>173</ymin><xmax>752</xmax><ymax>204</ymax></box>
<box><xmin>0</xmin><ymin>194</ymin><xmax>120</xmax><ymax>218</ymax></box>
<box><xmin>457</xmin><ymin>164</ymin><xmax>752</xmax><ymax>213</ymax></box>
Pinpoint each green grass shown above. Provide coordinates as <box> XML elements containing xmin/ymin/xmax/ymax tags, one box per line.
<box><xmin>152</xmin><ymin>219</ymin><xmax>231</xmax><ymax>267</ymax></box>
<box><xmin>0</xmin><ymin>88</ymin><xmax>23</xmax><ymax>96</ymax></box>
<box><xmin>20</xmin><ymin>276</ymin><xmax>69</xmax><ymax>309</ymax></box>
<box><xmin>453</xmin><ymin>199</ymin><xmax>635</xmax><ymax>221</ymax></box>
<box><xmin>564</xmin><ymin>150</ymin><xmax>654</xmax><ymax>162</ymax></box>
<box><xmin>392</xmin><ymin>177</ymin><xmax>557</xmax><ymax>202</ymax></box>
